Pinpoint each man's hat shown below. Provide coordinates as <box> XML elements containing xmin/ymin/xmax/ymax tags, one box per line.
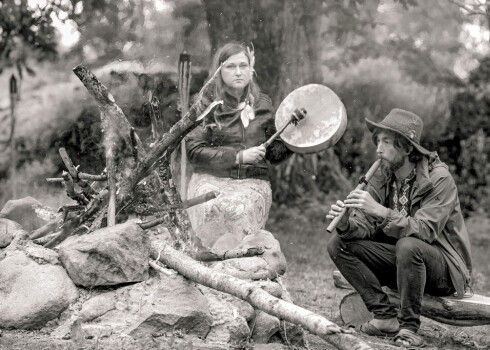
<box><xmin>365</xmin><ymin>108</ymin><xmax>431</xmax><ymax>155</ymax></box>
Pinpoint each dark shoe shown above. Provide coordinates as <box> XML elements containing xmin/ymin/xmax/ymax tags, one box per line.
<box><xmin>359</xmin><ymin>320</ymin><xmax>398</xmax><ymax>337</ymax></box>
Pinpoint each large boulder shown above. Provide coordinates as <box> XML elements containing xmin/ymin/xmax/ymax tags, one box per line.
<box><xmin>0</xmin><ymin>218</ymin><xmax>26</xmax><ymax>248</ymax></box>
<box><xmin>0</xmin><ymin>196</ymin><xmax>49</xmax><ymax>232</ymax></box>
<box><xmin>0</xmin><ymin>246</ymin><xmax>79</xmax><ymax>329</ymax></box>
<box><xmin>58</xmin><ymin>221</ymin><xmax>150</xmax><ymax>287</ymax></box>
<box><xmin>87</xmin><ymin>273</ymin><xmax>212</xmax><ymax>339</ymax></box>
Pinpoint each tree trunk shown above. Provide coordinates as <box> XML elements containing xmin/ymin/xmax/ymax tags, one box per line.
<box><xmin>152</xmin><ymin>244</ymin><xmax>373</xmax><ymax>350</ymax></box>
<box><xmin>202</xmin><ymin>0</ymin><xmax>322</xmax><ymax>105</ymax></box>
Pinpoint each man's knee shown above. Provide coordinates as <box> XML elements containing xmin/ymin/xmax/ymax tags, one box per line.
<box><xmin>327</xmin><ymin>234</ymin><xmax>342</xmax><ymax>260</ymax></box>
<box><xmin>395</xmin><ymin>237</ymin><xmax>423</xmax><ymax>262</ymax></box>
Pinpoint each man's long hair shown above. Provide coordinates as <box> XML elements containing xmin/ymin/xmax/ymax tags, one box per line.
<box><xmin>208</xmin><ymin>42</ymin><xmax>260</xmax><ymax>105</ymax></box>
<box><xmin>372</xmin><ymin>128</ymin><xmax>423</xmax><ymax>164</ymax></box>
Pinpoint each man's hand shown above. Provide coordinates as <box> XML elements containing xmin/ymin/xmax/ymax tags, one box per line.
<box><xmin>344</xmin><ymin>189</ymin><xmax>389</xmax><ymax>219</ymax></box>
<box><xmin>326</xmin><ymin>200</ymin><xmax>350</xmax><ymax>231</ymax></box>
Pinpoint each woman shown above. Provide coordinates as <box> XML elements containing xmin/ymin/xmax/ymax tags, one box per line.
<box><xmin>186</xmin><ymin>42</ymin><xmax>293</xmax><ymax>250</ymax></box>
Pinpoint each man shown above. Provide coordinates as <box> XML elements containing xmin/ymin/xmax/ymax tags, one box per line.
<box><xmin>326</xmin><ymin>109</ymin><xmax>472</xmax><ymax>348</ymax></box>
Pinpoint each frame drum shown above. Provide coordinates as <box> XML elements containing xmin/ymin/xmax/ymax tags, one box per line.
<box><xmin>275</xmin><ymin>84</ymin><xmax>347</xmax><ymax>154</ymax></box>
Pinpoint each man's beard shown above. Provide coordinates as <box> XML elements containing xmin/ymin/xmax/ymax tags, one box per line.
<box><xmin>379</xmin><ymin>152</ymin><xmax>406</xmax><ymax>179</ymax></box>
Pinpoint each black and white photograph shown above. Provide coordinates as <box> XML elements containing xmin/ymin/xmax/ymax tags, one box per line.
<box><xmin>0</xmin><ymin>0</ymin><xmax>489</xmax><ymax>349</ymax></box>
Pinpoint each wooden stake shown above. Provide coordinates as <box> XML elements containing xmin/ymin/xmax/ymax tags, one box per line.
<box><xmin>9</xmin><ymin>75</ymin><xmax>18</xmax><ymax>198</ymax></box>
<box><xmin>178</xmin><ymin>51</ymin><xmax>192</xmax><ymax>200</ymax></box>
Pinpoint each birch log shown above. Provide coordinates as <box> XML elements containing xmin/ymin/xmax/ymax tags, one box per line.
<box><xmin>153</xmin><ymin>245</ymin><xmax>373</xmax><ymax>350</ymax></box>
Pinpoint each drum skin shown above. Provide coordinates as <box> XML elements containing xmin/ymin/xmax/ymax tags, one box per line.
<box><xmin>275</xmin><ymin>84</ymin><xmax>347</xmax><ymax>154</ymax></box>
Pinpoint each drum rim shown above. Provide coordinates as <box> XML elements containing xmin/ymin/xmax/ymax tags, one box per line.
<box><xmin>275</xmin><ymin>84</ymin><xmax>347</xmax><ymax>154</ymax></box>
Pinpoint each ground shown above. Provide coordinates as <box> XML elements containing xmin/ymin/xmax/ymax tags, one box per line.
<box><xmin>0</xmin><ymin>201</ymin><xmax>489</xmax><ymax>350</ymax></box>
<box><xmin>271</xmin><ymin>201</ymin><xmax>490</xmax><ymax>350</ymax></box>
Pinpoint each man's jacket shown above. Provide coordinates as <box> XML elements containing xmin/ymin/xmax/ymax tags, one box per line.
<box><xmin>186</xmin><ymin>93</ymin><xmax>292</xmax><ymax>180</ymax></box>
<box><xmin>340</xmin><ymin>154</ymin><xmax>472</xmax><ymax>298</ymax></box>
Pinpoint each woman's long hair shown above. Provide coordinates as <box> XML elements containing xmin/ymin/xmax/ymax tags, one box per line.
<box><xmin>208</xmin><ymin>42</ymin><xmax>260</xmax><ymax>106</ymax></box>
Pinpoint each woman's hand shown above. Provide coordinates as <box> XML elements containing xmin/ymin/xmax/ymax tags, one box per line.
<box><xmin>239</xmin><ymin>145</ymin><xmax>266</xmax><ymax>164</ymax></box>
<box><xmin>344</xmin><ymin>189</ymin><xmax>389</xmax><ymax>219</ymax></box>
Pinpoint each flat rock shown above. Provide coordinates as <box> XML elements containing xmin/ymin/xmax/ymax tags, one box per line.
<box><xmin>58</xmin><ymin>221</ymin><xmax>150</xmax><ymax>287</ymax></box>
<box><xmin>0</xmin><ymin>218</ymin><xmax>25</xmax><ymax>248</ymax></box>
<box><xmin>92</xmin><ymin>274</ymin><xmax>212</xmax><ymax>339</ymax></box>
<box><xmin>0</xmin><ymin>250</ymin><xmax>79</xmax><ymax>329</ymax></box>
<box><xmin>0</xmin><ymin>197</ymin><xmax>48</xmax><ymax>232</ymax></box>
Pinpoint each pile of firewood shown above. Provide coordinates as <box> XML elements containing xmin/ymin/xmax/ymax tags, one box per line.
<box><xmin>26</xmin><ymin>63</ymin><xmax>373</xmax><ymax>350</ymax></box>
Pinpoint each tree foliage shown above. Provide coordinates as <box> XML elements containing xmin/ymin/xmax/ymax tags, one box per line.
<box><xmin>0</xmin><ymin>0</ymin><xmax>61</xmax><ymax>76</ymax></box>
<box><xmin>1</xmin><ymin>0</ymin><xmax>488</xmax><ymax>216</ymax></box>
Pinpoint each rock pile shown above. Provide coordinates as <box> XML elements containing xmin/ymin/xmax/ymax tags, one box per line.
<box><xmin>0</xmin><ymin>197</ymin><xmax>304</xmax><ymax>349</ymax></box>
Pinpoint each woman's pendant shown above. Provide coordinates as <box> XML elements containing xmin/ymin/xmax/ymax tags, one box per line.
<box><xmin>241</xmin><ymin>103</ymin><xmax>255</xmax><ymax>128</ymax></box>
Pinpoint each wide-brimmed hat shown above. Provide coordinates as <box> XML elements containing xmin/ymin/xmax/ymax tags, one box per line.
<box><xmin>365</xmin><ymin>108</ymin><xmax>431</xmax><ymax>155</ymax></box>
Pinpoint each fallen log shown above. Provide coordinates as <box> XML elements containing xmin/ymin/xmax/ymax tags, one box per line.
<box><xmin>152</xmin><ymin>244</ymin><xmax>373</xmax><ymax>350</ymax></box>
<box><xmin>339</xmin><ymin>289</ymin><xmax>490</xmax><ymax>328</ymax></box>
<box><xmin>385</xmin><ymin>288</ymin><xmax>490</xmax><ymax>326</ymax></box>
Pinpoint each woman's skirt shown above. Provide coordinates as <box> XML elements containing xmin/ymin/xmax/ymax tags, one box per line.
<box><xmin>186</xmin><ymin>173</ymin><xmax>272</xmax><ymax>250</ymax></box>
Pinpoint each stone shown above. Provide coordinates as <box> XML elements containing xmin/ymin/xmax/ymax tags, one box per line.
<box><xmin>0</xmin><ymin>218</ymin><xmax>25</xmax><ymax>248</ymax></box>
<box><xmin>0</xmin><ymin>250</ymin><xmax>79</xmax><ymax>329</ymax></box>
<box><xmin>251</xmin><ymin>311</ymin><xmax>281</xmax><ymax>344</ymax></box>
<box><xmin>58</xmin><ymin>221</ymin><xmax>150</xmax><ymax>287</ymax></box>
<box><xmin>210</xmin><ymin>229</ymin><xmax>287</xmax><ymax>280</ymax></box>
<box><xmin>91</xmin><ymin>274</ymin><xmax>212</xmax><ymax>339</ymax></box>
<box><xmin>82</xmin><ymin>324</ymin><xmax>113</xmax><ymax>339</ymax></box>
<box><xmin>198</xmin><ymin>286</ymin><xmax>250</xmax><ymax>344</ymax></box>
<box><xmin>24</xmin><ymin>242</ymin><xmax>60</xmax><ymax>265</ymax></box>
<box><xmin>79</xmin><ymin>292</ymin><xmax>117</xmax><ymax>322</ymax></box>
<box><xmin>0</xmin><ymin>197</ymin><xmax>48</xmax><ymax>232</ymax></box>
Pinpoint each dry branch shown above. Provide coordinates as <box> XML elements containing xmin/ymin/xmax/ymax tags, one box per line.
<box><xmin>46</xmin><ymin>173</ymin><xmax>107</xmax><ymax>183</ymax></box>
<box><xmin>118</xmin><ymin>102</ymin><xmax>221</xmax><ymax>202</ymax></box>
<box><xmin>72</xmin><ymin>65</ymin><xmax>145</xmax><ymax>154</ymax></box>
<box><xmin>59</xmin><ymin>148</ymin><xmax>97</xmax><ymax>198</ymax></box>
<box><xmin>29</xmin><ymin>220</ymin><xmax>60</xmax><ymax>240</ymax></box>
<box><xmin>153</xmin><ymin>245</ymin><xmax>373</xmax><ymax>350</ymax></box>
<box><xmin>106</xmin><ymin>134</ymin><xmax>117</xmax><ymax>227</ymax></box>
<box><xmin>192</xmin><ymin>247</ymin><xmax>265</xmax><ymax>262</ymax></box>
<box><xmin>44</xmin><ymin>189</ymin><xmax>109</xmax><ymax>248</ymax></box>
<box><xmin>139</xmin><ymin>190</ymin><xmax>217</xmax><ymax>230</ymax></box>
